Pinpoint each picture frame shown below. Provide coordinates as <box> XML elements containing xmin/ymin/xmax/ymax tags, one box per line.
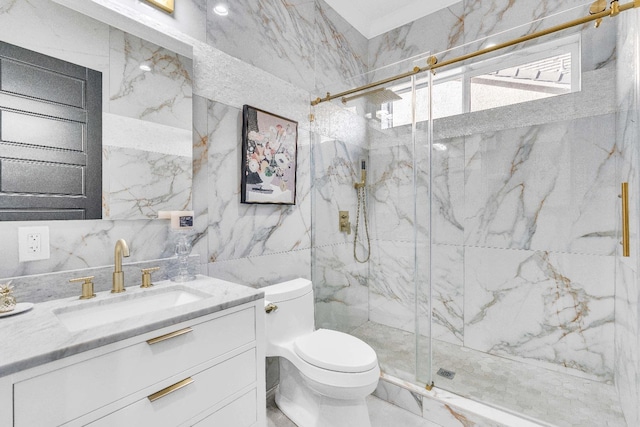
<box><xmin>241</xmin><ymin>105</ymin><xmax>298</xmax><ymax>205</ymax></box>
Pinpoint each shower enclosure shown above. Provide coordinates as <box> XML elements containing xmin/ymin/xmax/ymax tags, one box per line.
<box><xmin>311</xmin><ymin>2</ymin><xmax>640</xmax><ymax>426</ymax></box>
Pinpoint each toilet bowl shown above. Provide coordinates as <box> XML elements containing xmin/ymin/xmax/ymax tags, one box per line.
<box><xmin>263</xmin><ymin>278</ymin><xmax>380</xmax><ymax>427</ymax></box>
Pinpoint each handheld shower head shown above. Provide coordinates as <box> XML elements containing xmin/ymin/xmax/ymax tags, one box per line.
<box><xmin>356</xmin><ymin>159</ymin><xmax>366</xmax><ymax>188</ymax></box>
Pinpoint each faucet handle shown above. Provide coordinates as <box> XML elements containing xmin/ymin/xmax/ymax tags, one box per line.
<box><xmin>141</xmin><ymin>267</ymin><xmax>160</xmax><ymax>288</ymax></box>
<box><xmin>69</xmin><ymin>276</ymin><xmax>96</xmax><ymax>300</ymax></box>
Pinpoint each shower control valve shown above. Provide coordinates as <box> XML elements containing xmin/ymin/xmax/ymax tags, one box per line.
<box><xmin>339</xmin><ymin>211</ymin><xmax>351</xmax><ymax>235</ymax></box>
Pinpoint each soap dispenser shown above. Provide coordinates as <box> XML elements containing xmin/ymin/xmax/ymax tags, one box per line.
<box><xmin>159</xmin><ymin>210</ymin><xmax>196</xmax><ymax>282</ymax></box>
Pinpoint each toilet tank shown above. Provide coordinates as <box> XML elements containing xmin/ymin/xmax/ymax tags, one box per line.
<box><xmin>263</xmin><ymin>278</ymin><xmax>315</xmax><ymax>354</ymax></box>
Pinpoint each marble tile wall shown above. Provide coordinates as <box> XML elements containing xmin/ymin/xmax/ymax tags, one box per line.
<box><xmin>310</xmin><ymin>127</ymin><xmax>368</xmax><ymax>332</ymax></box>
<box><xmin>465</xmin><ymin>247</ymin><xmax>615</xmax><ymax>380</ymax></box>
<box><xmin>206</xmin><ymin>0</ymin><xmax>368</xmax><ymax>93</ymax></box>
<box><xmin>201</xmin><ymin>98</ymin><xmax>312</xmax><ymax>287</ymax></box>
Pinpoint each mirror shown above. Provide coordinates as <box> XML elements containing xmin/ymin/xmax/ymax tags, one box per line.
<box><xmin>0</xmin><ymin>0</ymin><xmax>193</xmax><ymax>221</ymax></box>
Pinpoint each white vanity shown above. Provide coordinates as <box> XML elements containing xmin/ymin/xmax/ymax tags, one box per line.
<box><xmin>0</xmin><ymin>275</ymin><xmax>266</xmax><ymax>427</ymax></box>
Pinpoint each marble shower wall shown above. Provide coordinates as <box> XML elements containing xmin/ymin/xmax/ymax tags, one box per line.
<box><xmin>310</xmin><ymin>105</ymin><xmax>369</xmax><ymax>332</ymax></box>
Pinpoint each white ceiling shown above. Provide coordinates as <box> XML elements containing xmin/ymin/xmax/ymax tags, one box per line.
<box><xmin>323</xmin><ymin>0</ymin><xmax>461</xmax><ymax>39</ymax></box>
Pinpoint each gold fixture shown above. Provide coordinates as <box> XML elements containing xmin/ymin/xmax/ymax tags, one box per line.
<box><xmin>0</xmin><ymin>282</ymin><xmax>16</xmax><ymax>313</ymax></box>
<box><xmin>354</xmin><ymin>168</ymin><xmax>366</xmax><ymax>189</ymax></box>
<box><xmin>621</xmin><ymin>182</ymin><xmax>630</xmax><ymax>257</ymax></box>
<box><xmin>146</xmin><ymin>327</ymin><xmax>194</xmax><ymax>345</ymax></box>
<box><xmin>69</xmin><ymin>276</ymin><xmax>96</xmax><ymax>300</ymax></box>
<box><xmin>339</xmin><ymin>211</ymin><xmax>351</xmax><ymax>234</ymax></box>
<box><xmin>611</xmin><ymin>0</ymin><xmax>621</xmax><ymax>16</ymax></box>
<box><xmin>265</xmin><ymin>303</ymin><xmax>278</xmax><ymax>314</ymax></box>
<box><xmin>353</xmin><ymin>160</ymin><xmax>371</xmax><ymax>263</ymax></box>
<box><xmin>341</xmin><ymin>87</ymin><xmax>402</xmax><ymax>105</ymax></box>
<box><xmin>342</xmin><ymin>87</ymin><xmax>386</xmax><ymax>104</ymax></box>
<box><xmin>425</xmin><ymin>381</ymin><xmax>435</xmax><ymax>391</ymax></box>
<box><xmin>309</xmin><ymin>113</ymin><xmax>315</xmax><ymax>122</ymax></box>
<box><xmin>310</xmin><ymin>0</ymin><xmax>639</xmax><ymax>106</ymax></box>
<box><xmin>590</xmin><ymin>0</ymin><xmax>608</xmax><ymax>14</ymax></box>
<box><xmin>311</xmin><ymin>69</ymin><xmax>422</xmax><ymax>106</ymax></box>
<box><xmin>143</xmin><ymin>0</ymin><xmax>174</xmax><ymax>14</ymax></box>
<box><xmin>112</xmin><ymin>239</ymin><xmax>130</xmax><ymax>293</ymax></box>
<box><xmin>148</xmin><ymin>377</ymin><xmax>194</xmax><ymax>402</ymax></box>
<box><xmin>141</xmin><ymin>267</ymin><xmax>160</xmax><ymax>288</ymax></box>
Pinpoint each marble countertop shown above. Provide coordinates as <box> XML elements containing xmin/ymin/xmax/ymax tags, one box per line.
<box><xmin>0</xmin><ymin>275</ymin><xmax>263</xmax><ymax>378</ymax></box>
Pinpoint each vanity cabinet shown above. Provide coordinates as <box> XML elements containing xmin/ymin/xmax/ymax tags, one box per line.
<box><xmin>9</xmin><ymin>300</ymin><xmax>265</xmax><ymax>427</ymax></box>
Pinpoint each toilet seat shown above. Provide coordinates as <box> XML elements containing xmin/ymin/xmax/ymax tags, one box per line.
<box><xmin>294</xmin><ymin>329</ymin><xmax>378</xmax><ymax>373</ymax></box>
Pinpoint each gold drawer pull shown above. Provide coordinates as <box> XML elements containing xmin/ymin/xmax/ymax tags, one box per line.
<box><xmin>148</xmin><ymin>377</ymin><xmax>194</xmax><ymax>402</ymax></box>
<box><xmin>146</xmin><ymin>327</ymin><xmax>193</xmax><ymax>345</ymax></box>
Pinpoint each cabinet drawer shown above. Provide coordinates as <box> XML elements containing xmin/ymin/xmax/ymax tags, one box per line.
<box><xmin>192</xmin><ymin>389</ymin><xmax>257</xmax><ymax>427</ymax></box>
<box><xmin>15</xmin><ymin>307</ymin><xmax>255</xmax><ymax>427</ymax></box>
<box><xmin>87</xmin><ymin>349</ymin><xmax>256</xmax><ymax>427</ymax></box>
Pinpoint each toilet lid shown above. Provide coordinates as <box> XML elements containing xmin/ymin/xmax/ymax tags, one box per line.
<box><xmin>294</xmin><ymin>329</ymin><xmax>378</xmax><ymax>373</ymax></box>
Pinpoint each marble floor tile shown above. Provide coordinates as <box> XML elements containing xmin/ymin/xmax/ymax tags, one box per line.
<box><xmin>351</xmin><ymin>321</ymin><xmax>626</xmax><ymax>427</ymax></box>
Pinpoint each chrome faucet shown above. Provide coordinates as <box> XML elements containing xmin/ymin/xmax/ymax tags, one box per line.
<box><xmin>112</xmin><ymin>239</ymin><xmax>130</xmax><ymax>293</ymax></box>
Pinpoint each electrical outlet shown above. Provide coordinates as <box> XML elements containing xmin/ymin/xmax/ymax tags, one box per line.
<box><xmin>27</xmin><ymin>233</ymin><xmax>41</xmax><ymax>254</ymax></box>
<box><xmin>18</xmin><ymin>226</ymin><xmax>50</xmax><ymax>262</ymax></box>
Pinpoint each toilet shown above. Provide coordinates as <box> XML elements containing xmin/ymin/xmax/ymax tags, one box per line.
<box><xmin>263</xmin><ymin>278</ymin><xmax>380</xmax><ymax>427</ymax></box>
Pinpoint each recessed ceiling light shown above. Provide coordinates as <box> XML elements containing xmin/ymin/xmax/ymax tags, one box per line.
<box><xmin>139</xmin><ymin>64</ymin><xmax>152</xmax><ymax>72</ymax></box>
<box><xmin>213</xmin><ymin>4</ymin><xmax>229</xmax><ymax>16</ymax></box>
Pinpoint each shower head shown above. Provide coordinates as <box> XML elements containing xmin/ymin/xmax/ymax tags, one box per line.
<box><xmin>589</xmin><ymin>0</ymin><xmax>607</xmax><ymax>14</ymax></box>
<box><xmin>342</xmin><ymin>87</ymin><xmax>402</xmax><ymax>105</ymax></box>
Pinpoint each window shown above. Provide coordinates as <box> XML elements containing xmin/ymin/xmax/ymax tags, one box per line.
<box><xmin>380</xmin><ymin>35</ymin><xmax>580</xmax><ymax>128</ymax></box>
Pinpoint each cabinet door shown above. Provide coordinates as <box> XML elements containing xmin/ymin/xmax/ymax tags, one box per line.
<box><xmin>192</xmin><ymin>389</ymin><xmax>257</xmax><ymax>427</ymax></box>
<box><xmin>86</xmin><ymin>349</ymin><xmax>257</xmax><ymax>427</ymax></box>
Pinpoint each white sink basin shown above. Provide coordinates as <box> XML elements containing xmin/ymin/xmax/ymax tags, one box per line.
<box><xmin>54</xmin><ymin>287</ymin><xmax>205</xmax><ymax>332</ymax></box>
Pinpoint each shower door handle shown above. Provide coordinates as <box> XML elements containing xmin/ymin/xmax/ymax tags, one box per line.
<box><xmin>621</xmin><ymin>182</ymin><xmax>630</xmax><ymax>257</ymax></box>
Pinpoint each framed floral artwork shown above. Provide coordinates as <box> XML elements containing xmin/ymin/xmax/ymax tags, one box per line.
<box><xmin>241</xmin><ymin>105</ymin><xmax>298</xmax><ymax>205</ymax></box>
